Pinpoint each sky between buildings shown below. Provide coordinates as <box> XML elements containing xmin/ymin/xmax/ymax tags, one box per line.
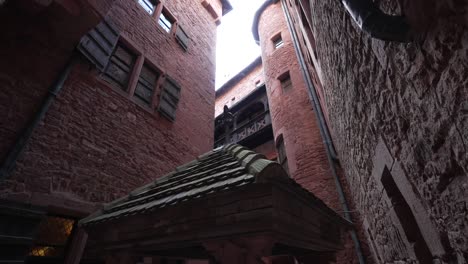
<box><xmin>215</xmin><ymin>0</ymin><xmax>265</xmax><ymax>89</ymax></box>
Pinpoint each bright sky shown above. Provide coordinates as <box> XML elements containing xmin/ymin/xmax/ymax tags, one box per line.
<box><xmin>215</xmin><ymin>0</ymin><xmax>265</xmax><ymax>89</ymax></box>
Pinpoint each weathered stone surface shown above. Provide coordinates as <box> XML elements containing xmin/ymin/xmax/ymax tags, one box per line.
<box><xmin>308</xmin><ymin>0</ymin><xmax>468</xmax><ymax>261</ymax></box>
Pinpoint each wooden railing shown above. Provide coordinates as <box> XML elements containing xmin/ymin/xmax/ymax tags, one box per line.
<box><xmin>214</xmin><ymin>111</ymin><xmax>271</xmax><ymax>147</ymax></box>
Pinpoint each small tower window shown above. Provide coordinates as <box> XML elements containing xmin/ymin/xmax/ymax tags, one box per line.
<box><xmin>276</xmin><ymin>135</ymin><xmax>289</xmax><ymax>175</ymax></box>
<box><xmin>278</xmin><ymin>72</ymin><xmax>292</xmax><ymax>91</ymax></box>
<box><xmin>272</xmin><ymin>34</ymin><xmax>284</xmax><ymax>49</ymax></box>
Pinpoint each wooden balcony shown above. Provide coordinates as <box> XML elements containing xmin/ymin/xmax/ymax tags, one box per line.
<box><xmin>215</xmin><ymin>110</ymin><xmax>271</xmax><ymax>147</ymax></box>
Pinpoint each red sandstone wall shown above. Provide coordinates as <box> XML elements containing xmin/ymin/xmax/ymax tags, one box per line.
<box><xmin>0</xmin><ymin>0</ymin><xmax>218</xmax><ymax>214</ymax></box>
<box><xmin>215</xmin><ymin>63</ymin><xmax>264</xmax><ymax>117</ymax></box>
<box><xmin>257</xmin><ymin>3</ymin><xmax>365</xmax><ymax>263</ymax></box>
<box><xmin>257</xmin><ymin>2</ymin><xmax>340</xmax><ymax>211</ymax></box>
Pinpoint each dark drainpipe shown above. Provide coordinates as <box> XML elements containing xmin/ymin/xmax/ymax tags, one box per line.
<box><xmin>341</xmin><ymin>0</ymin><xmax>412</xmax><ymax>42</ymax></box>
<box><xmin>0</xmin><ymin>54</ymin><xmax>78</xmax><ymax>179</ymax></box>
<box><xmin>281</xmin><ymin>1</ymin><xmax>366</xmax><ymax>263</ymax></box>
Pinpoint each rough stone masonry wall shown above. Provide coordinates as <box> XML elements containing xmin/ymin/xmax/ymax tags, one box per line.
<box><xmin>308</xmin><ymin>0</ymin><xmax>467</xmax><ymax>262</ymax></box>
<box><xmin>0</xmin><ymin>0</ymin><xmax>218</xmax><ymax>212</ymax></box>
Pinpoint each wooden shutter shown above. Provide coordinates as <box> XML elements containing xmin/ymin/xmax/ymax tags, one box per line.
<box><xmin>101</xmin><ymin>45</ymin><xmax>137</xmax><ymax>91</ymax></box>
<box><xmin>175</xmin><ymin>25</ymin><xmax>190</xmax><ymax>51</ymax></box>
<box><xmin>78</xmin><ymin>18</ymin><xmax>120</xmax><ymax>71</ymax></box>
<box><xmin>134</xmin><ymin>64</ymin><xmax>159</xmax><ymax>104</ymax></box>
<box><xmin>158</xmin><ymin>77</ymin><xmax>181</xmax><ymax>121</ymax></box>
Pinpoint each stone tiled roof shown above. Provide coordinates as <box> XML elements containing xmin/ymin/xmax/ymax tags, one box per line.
<box><xmin>80</xmin><ymin>144</ymin><xmax>341</xmax><ymax>226</ymax></box>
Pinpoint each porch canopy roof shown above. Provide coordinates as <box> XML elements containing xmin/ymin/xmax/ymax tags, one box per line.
<box><xmin>80</xmin><ymin>145</ymin><xmax>351</xmax><ymax>261</ymax></box>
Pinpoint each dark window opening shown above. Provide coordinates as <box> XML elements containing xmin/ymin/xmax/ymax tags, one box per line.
<box><xmin>102</xmin><ymin>44</ymin><xmax>137</xmax><ymax>91</ymax></box>
<box><xmin>236</xmin><ymin>102</ymin><xmax>265</xmax><ymax>127</ymax></box>
<box><xmin>272</xmin><ymin>34</ymin><xmax>284</xmax><ymax>49</ymax></box>
<box><xmin>214</xmin><ymin>127</ymin><xmax>225</xmax><ymax>140</ymax></box>
<box><xmin>299</xmin><ymin>0</ymin><xmax>311</xmax><ymax>28</ymax></box>
<box><xmin>381</xmin><ymin>167</ymin><xmax>432</xmax><ymax>264</ymax></box>
<box><xmin>298</xmin><ymin>3</ymin><xmax>318</xmax><ymax>59</ymax></box>
<box><xmin>277</xmin><ymin>136</ymin><xmax>289</xmax><ymax>175</ymax></box>
<box><xmin>307</xmin><ymin>52</ymin><xmax>313</xmax><ymax>66</ymax></box>
<box><xmin>279</xmin><ymin>73</ymin><xmax>292</xmax><ymax>91</ymax></box>
<box><xmin>214</xmin><ymin>121</ymin><xmax>226</xmax><ymax>140</ymax></box>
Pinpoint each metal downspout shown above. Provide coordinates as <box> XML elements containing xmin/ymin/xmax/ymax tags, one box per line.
<box><xmin>280</xmin><ymin>1</ymin><xmax>366</xmax><ymax>263</ymax></box>
<box><xmin>0</xmin><ymin>54</ymin><xmax>78</xmax><ymax>179</ymax></box>
<box><xmin>341</xmin><ymin>0</ymin><xmax>412</xmax><ymax>42</ymax></box>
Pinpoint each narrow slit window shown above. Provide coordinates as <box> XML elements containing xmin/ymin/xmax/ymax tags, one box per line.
<box><xmin>138</xmin><ymin>0</ymin><xmax>157</xmax><ymax>15</ymax></box>
<box><xmin>134</xmin><ymin>63</ymin><xmax>159</xmax><ymax>105</ymax></box>
<box><xmin>159</xmin><ymin>9</ymin><xmax>175</xmax><ymax>33</ymax></box>
<box><xmin>381</xmin><ymin>167</ymin><xmax>433</xmax><ymax>264</ymax></box>
<box><xmin>279</xmin><ymin>72</ymin><xmax>292</xmax><ymax>91</ymax></box>
<box><xmin>277</xmin><ymin>136</ymin><xmax>289</xmax><ymax>175</ymax></box>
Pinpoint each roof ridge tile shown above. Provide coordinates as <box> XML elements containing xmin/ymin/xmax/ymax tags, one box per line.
<box><xmin>226</xmin><ymin>144</ymin><xmax>286</xmax><ymax>180</ymax></box>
